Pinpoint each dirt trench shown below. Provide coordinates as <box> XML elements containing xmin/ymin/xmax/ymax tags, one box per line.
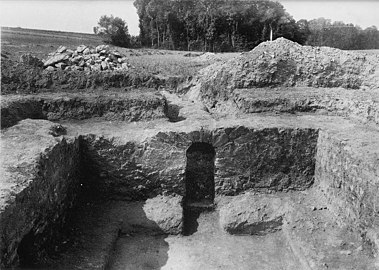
<box><xmin>2</xmin><ymin>39</ymin><xmax>379</xmax><ymax>269</ymax></box>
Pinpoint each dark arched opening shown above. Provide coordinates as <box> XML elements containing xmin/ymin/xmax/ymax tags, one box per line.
<box><xmin>17</xmin><ymin>230</ymin><xmax>41</xmax><ymax>267</ymax></box>
<box><xmin>185</xmin><ymin>142</ymin><xmax>216</xmax><ymax>205</ymax></box>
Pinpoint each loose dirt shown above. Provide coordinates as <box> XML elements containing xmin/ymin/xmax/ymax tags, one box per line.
<box><xmin>188</xmin><ymin>38</ymin><xmax>379</xmax><ymax>110</ymax></box>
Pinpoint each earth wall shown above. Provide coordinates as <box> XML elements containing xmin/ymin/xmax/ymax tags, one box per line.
<box><xmin>315</xmin><ymin>130</ymin><xmax>379</xmax><ymax>237</ymax></box>
<box><xmin>81</xmin><ymin>127</ymin><xmax>318</xmax><ymax>199</ymax></box>
<box><xmin>1</xmin><ymin>92</ymin><xmax>167</xmax><ymax>129</ymax></box>
<box><xmin>0</xmin><ymin>135</ymin><xmax>81</xmax><ymax>267</ymax></box>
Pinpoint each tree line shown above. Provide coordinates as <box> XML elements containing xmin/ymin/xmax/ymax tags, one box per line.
<box><xmin>94</xmin><ymin>0</ymin><xmax>379</xmax><ymax>51</ymax></box>
<box><xmin>133</xmin><ymin>0</ymin><xmax>304</xmax><ymax>51</ymax></box>
<box><xmin>300</xmin><ymin>17</ymin><xmax>379</xmax><ymax>50</ymax></box>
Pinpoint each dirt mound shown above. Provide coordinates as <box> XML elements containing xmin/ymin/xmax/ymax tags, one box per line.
<box><xmin>189</xmin><ymin>38</ymin><xmax>379</xmax><ymax>108</ymax></box>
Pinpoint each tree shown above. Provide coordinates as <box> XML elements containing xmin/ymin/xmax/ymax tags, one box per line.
<box><xmin>360</xmin><ymin>26</ymin><xmax>379</xmax><ymax>49</ymax></box>
<box><xmin>94</xmin><ymin>15</ymin><xmax>131</xmax><ymax>47</ymax></box>
<box><xmin>133</xmin><ymin>0</ymin><xmax>309</xmax><ymax>51</ymax></box>
<box><xmin>295</xmin><ymin>19</ymin><xmax>310</xmax><ymax>45</ymax></box>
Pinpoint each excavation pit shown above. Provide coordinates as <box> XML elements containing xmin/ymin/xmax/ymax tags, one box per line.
<box><xmin>1</xmin><ymin>89</ymin><xmax>379</xmax><ymax>269</ymax></box>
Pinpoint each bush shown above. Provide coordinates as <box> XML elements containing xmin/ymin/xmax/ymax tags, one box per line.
<box><xmin>94</xmin><ymin>15</ymin><xmax>131</xmax><ymax>48</ymax></box>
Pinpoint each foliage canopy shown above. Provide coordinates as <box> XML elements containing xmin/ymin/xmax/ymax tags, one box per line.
<box><xmin>133</xmin><ymin>0</ymin><xmax>379</xmax><ymax>51</ymax></box>
<box><xmin>94</xmin><ymin>15</ymin><xmax>131</xmax><ymax>47</ymax></box>
<box><xmin>134</xmin><ymin>0</ymin><xmax>302</xmax><ymax>51</ymax></box>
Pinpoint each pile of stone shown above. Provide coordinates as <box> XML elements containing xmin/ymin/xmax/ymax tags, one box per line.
<box><xmin>43</xmin><ymin>44</ymin><xmax>130</xmax><ymax>72</ymax></box>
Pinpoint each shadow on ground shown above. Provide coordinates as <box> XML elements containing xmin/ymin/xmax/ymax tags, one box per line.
<box><xmin>106</xmin><ymin>201</ymin><xmax>170</xmax><ymax>270</ymax></box>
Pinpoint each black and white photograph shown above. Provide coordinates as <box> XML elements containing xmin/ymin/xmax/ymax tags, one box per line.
<box><xmin>1</xmin><ymin>0</ymin><xmax>379</xmax><ymax>269</ymax></box>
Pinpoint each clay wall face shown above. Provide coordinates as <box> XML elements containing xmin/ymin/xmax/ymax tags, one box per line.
<box><xmin>81</xmin><ymin>127</ymin><xmax>319</xmax><ymax>199</ymax></box>
<box><xmin>232</xmin><ymin>88</ymin><xmax>379</xmax><ymax>127</ymax></box>
<box><xmin>0</xmin><ymin>138</ymin><xmax>81</xmax><ymax>267</ymax></box>
<box><xmin>1</xmin><ymin>92</ymin><xmax>167</xmax><ymax>129</ymax></box>
<box><xmin>315</xmin><ymin>131</ymin><xmax>379</xmax><ymax>231</ymax></box>
<box><xmin>214</xmin><ymin>127</ymin><xmax>318</xmax><ymax>195</ymax></box>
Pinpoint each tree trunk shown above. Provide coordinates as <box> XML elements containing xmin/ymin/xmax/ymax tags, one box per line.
<box><xmin>156</xmin><ymin>22</ymin><xmax>160</xmax><ymax>47</ymax></box>
<box><xmin>262</xmin><ymin>24</ymin><xmax>268</xmax><ymax>41</ymax></box>
<box><xmin>270</xmin><ymin>24</ymin><xmax>273</xmax><ymax>41</ymax></box>
<box><xmin>187</xmin><ymin>27</ymin><xmax>190</xmax><ymax>51</ymax></box>
<box><xmin>151</xmin><ymin>22</ymin><xmax>154</xmax><ymax>47</ymax></box>
<box><xmin>232</xmin><ymin>21</ymin><xmax>238</xmax><ymax>48</ymax></box>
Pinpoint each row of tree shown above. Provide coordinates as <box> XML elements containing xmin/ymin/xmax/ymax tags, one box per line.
<box><xmin>133</xmin><ymin>0</ymin><xmax>304</xmax><ymax>51</ymax></box>
<box><xmin>93</xmin><ymin>0</ymin><xmax>379</xmax><ymax>51</ymax></box>
<box><xmin>300</xmin><ymin>18</ymin><xmax>379</xmax><ymax>50</ymax></box>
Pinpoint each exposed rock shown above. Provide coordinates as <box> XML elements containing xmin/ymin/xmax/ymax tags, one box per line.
<box><xmin>143</xmin><ymin>195</ymin><xmax>183</xmax><ymax>234</ymax></box>
<box><xmin>48</xmin><ymin>124</ymin><xmax>67</xmax><ymax>137</ymax></box>
<box><xmin>45</xmin><ymin>66</ymin><xmax>55</xmax><ymax>72</ymax></box>
<box><xmin>76</xmin><ymin>44</ymin><xmax>87</xmax><ymax>53</ymax></box>
<box><xmin>101</xmin><ymin>61</ymin><xmax>108</xmax><ymax>70</ymax></box>
<box><xmin>219</xmin><ymin>193</ymin><xmax>288</xmax><ymax>235</ymax></box>
<box><xmin>96</xmin><ymin>44</ymin><xmax>109</xmax><ymax>53</ymax></box>
<box><xmin>55</xmin><ymin>62</ymin><xmax>67</xmax><ymax>70</ymax></box>
<box><xmin>78</xmin><ymin>60</ymin><xmax>85</xmax><ymax>67</ymax></box>
<box><xmin>43</xmin><ymin>53</ymin><xmax>68</xmax><ymax>67</ymax></box>
<box><xmin>72</xmin><ymin>55</ymin><xmax>82</xmax><ymax>63</ymax></box>
<box><xmin>92</xmin><ymin>63</ymin><xmax>101</xmax><ymax>71</ymax></box>
<box><xmin>56</xmin><ymin>46</ymin><xmax>67</xmax><ymax>53</ymax></box>
<box><xmin>121</xmin><ymin>63</ymin><xmax>129</xmax><ymax>70</ymax></box>
<box><xmin>83</xmin><ymin>48</ymin><xmax>90</xmax><ymax>55</ymax></box>
<box><xmin>112</xmin><ymin>50</ymin><xmax>122</xmax><ymax>58</ymax></box>
<box><xmin>42</xmin><ymin>44</ymin><xmax>130</xmax><ymax>72</ymax></box>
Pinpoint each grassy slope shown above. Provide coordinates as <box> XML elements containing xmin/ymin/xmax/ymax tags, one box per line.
<box><xmin>1</xmin><ymin>27</ymin><xmax>231</xmax><ymax>79</ymax></box>
<box><xmin>1</xmin><ymin>27</ymin><xmax>102</xmax><ymax>60</ymax></box>
<box><xmin>1</xmin><ymin>27</ymin><xmax>225</xmax><ymax>94</ymax></box>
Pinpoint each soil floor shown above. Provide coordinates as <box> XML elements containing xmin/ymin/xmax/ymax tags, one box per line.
<box><xmin>108</xmin><ymin>209</ymin><xmax>302</xmax><ymax>270</ymax></box>
<box><xmin>8</xmin><ymin>193</ymin><xmax>377</xmax><ymax>270</ymax></box>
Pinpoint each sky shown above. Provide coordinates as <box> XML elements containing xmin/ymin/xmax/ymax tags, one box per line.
<box><xmin>0</xmin><ymin>0</ymin><xmax>140</xmax><ymax>35</ymax></box>
<box><xmin>0</xmin><ymin>1</ymin><xmax>378</xmax><ymax>36</ymax></box>
<box><xmin>280</xmin><ymin>0</ymin><xmax>379</xmax><ymax>29</ymax></box>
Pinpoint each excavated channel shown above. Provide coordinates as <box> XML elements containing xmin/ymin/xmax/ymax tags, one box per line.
<box><xmin>33</xmin><ymin>127</ymin><xmax>319</xmax><ymax>269</ymax></box>
<box><xmin>2</xmin><ymin>91</ymin><xmax>379</xmax><ymax>269</ymax></box>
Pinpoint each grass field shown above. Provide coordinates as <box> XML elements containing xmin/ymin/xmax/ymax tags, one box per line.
<box><xmin>1</xmin><ymin>27</ymin><xmax>102</xmax><ymax>60</ymax></box>
<box><xmin>1</xmin><ymin>27</ymin><xmax>233</xmax><ymax>79</ymax></box>
<box><xmin>1</xmin><ymin>27</ymin><xmax>237</xmax><ymax>94</ymax></box>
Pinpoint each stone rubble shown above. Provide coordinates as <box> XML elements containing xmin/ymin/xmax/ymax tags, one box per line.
<box><xmin>43</xmin><ymin>44</ymin><xmax>131</xmax><ymax>72</ymax></box>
